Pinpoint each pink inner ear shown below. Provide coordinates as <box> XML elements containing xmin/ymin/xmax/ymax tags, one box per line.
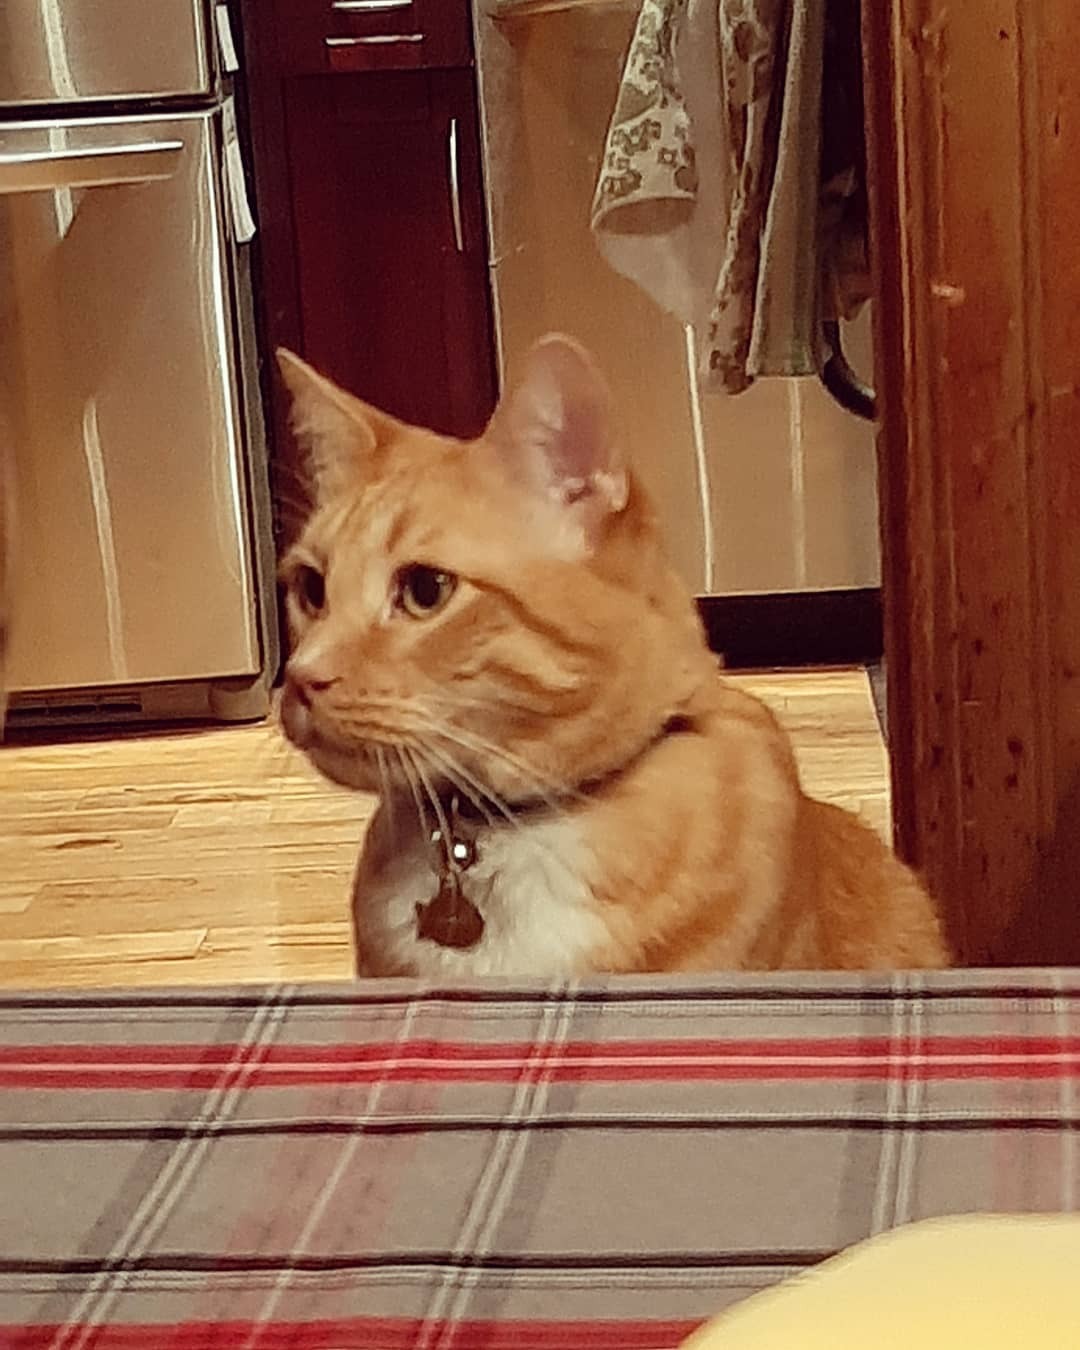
<box><xmin>495</xmin><ymin>335</ymin><xmax>627</xmax><ymax>512</ymax></box>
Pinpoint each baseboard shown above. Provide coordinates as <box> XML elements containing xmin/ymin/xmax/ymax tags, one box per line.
<box><xmin>696</xmin><ymin>588</ymin><xmax>883</xmax><ymax>670</ymax></box>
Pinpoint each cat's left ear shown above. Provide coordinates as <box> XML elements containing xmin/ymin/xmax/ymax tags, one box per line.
<box><xmin>486</xmin><ymin>334</ymin><xmax>629</xmax><ymax>544</ymax></box>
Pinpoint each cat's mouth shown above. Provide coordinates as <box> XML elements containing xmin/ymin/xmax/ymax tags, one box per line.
<box><xmin>279</xmin><ymin>682</ymin><xmax>401</xmax><ymax>791</ymax></box>
<box><xmin>279</xmin><ymin>680</ymin><xmax>320</xmax><ymax>752</ymax></box>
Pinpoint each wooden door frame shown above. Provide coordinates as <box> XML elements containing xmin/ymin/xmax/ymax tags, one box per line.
<box><xmin>863</xmin><ymin>0</ymin><xmax>1080</xmax><ymax>963</ymax></box>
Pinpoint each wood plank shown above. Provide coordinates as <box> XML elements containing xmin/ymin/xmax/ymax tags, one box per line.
<box><xmin>0</xmin><ymin>928</ymin><xmax>208</xmax><ymax>967</ymax></box>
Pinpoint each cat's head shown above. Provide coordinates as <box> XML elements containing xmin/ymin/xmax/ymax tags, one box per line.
<box><xmin>277</xmin><ymin>335</ymin><xmax>713</xmax><ymax>804</ymax></box>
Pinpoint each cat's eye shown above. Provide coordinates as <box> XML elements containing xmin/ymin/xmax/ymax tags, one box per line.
<box><xmin>293</xmin><ymin>563</ymin><xmax>326</xmax><ymax>617</ymax></box>
<box><xmin>395</xmin><ymin>564</ymin><xmax>457</xmax><ymax>619</ymax></box>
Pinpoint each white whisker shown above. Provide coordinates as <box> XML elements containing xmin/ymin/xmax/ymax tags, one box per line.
<box><xmin>425</xmin><ymin>721</ymin><xmax>583</xmax><ymax>809</ymax></box>
<box><xmin>396</xmin><ymin>745</ymin><xmax>428</xmax><ymax>839</ymax></box>
<box><xmin>415</xmin><ymin>741</ymin><xmax>501</xmax><ymax>830</ymax></box>
<box><xmin>374</xmin><ymin>745</ymin><xmax>398</xmax><ymax>846</ymax></box>
<box><xmin>410</xmin><ymin>737</ymin><xmax>568</xmax><ymax>872</ymax></box>
<box><xmin>409</xmin><ymin>746</ymin><xmax>450</xmax><ymax>847</ymax></box>
<box><xmin>307</xmin><ymin>689</ymin><xmax>583</xmax><ymax>812</ymax></box>
<box><xmin>416</xmin><ymin>687</ymin><xmax>542</xmax><ymax>717</ymax></box>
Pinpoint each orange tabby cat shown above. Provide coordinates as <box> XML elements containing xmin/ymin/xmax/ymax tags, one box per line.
<box><xmin>277</xmin><ymin>336</ymin><xmax>949</xmax><ymax>975</ymax></box>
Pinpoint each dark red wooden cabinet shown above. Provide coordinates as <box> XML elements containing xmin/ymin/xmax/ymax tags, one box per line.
<box><xmin>239</xmin><ymin>0</ymin><xmax>497</xmax><ymax>542</ymax></box>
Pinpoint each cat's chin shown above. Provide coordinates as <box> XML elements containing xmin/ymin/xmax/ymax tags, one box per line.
<box><xmin>303</xmin><ymin>742</ymin><xmax>381</xmax><ymax>793</ymax></box>
<box><xmin>279</xmin><ymin>689</ymin><xmax>381</xmax><ymax>790</ymax></box>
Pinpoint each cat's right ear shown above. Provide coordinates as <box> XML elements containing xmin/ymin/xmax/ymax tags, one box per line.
<box><xmin>486</xmin><ymin>334</ymin><xmax>629</xmax><ymax>553</ymax></box>
<box><xmin>276</xmin><ymin>349</ymin><xmax>380</xmax><ymax>501</ymax></box>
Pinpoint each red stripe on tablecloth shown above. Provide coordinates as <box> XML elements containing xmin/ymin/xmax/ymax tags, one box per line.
<box><xmin>4</xmin><ymin>1034</ymin><xmax>1080</xmax><ymax>1065</ymax></box>
<box><xmin>1</xmin><ymin>1035</ymin><xmax>1079</xmax><ymax>1089</ymax></box>
<box><xmin>2</xmin><ymin>1317</ymin><xmax>703</xmax><ymax>1349</ymax></box>
<box><xmin>4</xmin><ymin>1060</ymin><xmax>1077</xmax><ymax>1088</ymax></box>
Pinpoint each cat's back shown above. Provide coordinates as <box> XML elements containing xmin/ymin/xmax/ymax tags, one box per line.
<box><xmin>792</xmin><ymin>794</ymin><xmax>949</xmax><ymax>968</ymax></box>
<box><xmin>683</xmin><ymin>675</ymin><xmax>949</xmax><ymax>970</ymax></box>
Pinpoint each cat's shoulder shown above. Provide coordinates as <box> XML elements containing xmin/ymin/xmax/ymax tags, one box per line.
<box><xmin>711</xmin><ymin>674</ymin><xmax>785</xmax><ymax>727</ymax></box>
<box><xmin>696</xmin><ymin>674</ymin><xmax>799</xmax><ymax>770</ymax></box>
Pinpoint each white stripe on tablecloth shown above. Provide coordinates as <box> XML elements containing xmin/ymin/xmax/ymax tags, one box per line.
<box><xmin>1054</xmin><ymin>970</ymin><xmax>1078</xmax><ymax>1211</ymax></box>
<box><xmin>895</xmin><ymin>977</ymin><xmax>927</xmax><ymax>1225</ymax></box>
<box><xmin>871</xmin><ymin>974</ymin><xmax>905</xmax><ymax>1234</ymax></box>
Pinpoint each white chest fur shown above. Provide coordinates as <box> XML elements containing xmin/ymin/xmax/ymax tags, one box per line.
<box><xmin>351</xmin><ymin>805</ymin><xmax>610</xmax><ymax>977</ymax></box>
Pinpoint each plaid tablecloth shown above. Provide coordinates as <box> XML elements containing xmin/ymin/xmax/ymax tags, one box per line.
<box><xmin>1</xmin><ymin>970</ymin><xmax>1079</xmax><ymax>1349</ymax></box>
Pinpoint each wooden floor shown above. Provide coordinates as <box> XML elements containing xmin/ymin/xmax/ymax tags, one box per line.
<box><xmin>0</xmin><ymin>670</ymin><xmax>890</xmax><ymax>990</ymax></box>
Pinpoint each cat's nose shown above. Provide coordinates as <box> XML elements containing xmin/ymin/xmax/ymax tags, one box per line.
<box><xmin>284</xmin><ymin>657</ymin><xmax>340</xmax><ymax>706</ymax></box>
<box><xmin>280</xmin><ymin>658</ymin><xmax>339</xmax><ymax>749</ymax></box>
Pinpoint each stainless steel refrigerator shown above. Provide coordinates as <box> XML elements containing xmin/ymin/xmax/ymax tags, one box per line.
<box><xmin>0</xmin><ymin>0</ymin><xmax>278</xmax><ymax>725</ymax></box>
<box><xmin>473</xmin><ymin>0</ymin><xmax>880</xmax><ymax>599</ymax></box>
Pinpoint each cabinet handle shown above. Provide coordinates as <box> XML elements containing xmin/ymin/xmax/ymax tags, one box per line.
<box><xmin>490</xmin><ymin>0</ymin><xmax>625</xmax><ymax>14</ymax></box>
<box><xmin>324</xmin><ymin>33</ymin><xmax>423</xmax><ymax>45</ymax></box>
<box><xmin>447</xmin><ymin>117</ymin><xmax>465</xmax><ymax>253</ymax></box>
<box><xmin>331</xmin><ymin>0</ymin><xmax>412</xmax><ymax>10</ymax></box>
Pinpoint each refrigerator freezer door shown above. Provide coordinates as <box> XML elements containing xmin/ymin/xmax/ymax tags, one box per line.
<box><xmin>0</xmin><ymin>0</ymin><xmax>211</xmax><ymax>108</ymax></box>
<box><xmin>0</xmin><ymin>110</ymin><xmax>262</xmax><ymax>693</ymax></box>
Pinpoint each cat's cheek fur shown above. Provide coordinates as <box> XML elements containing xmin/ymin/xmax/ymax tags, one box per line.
<box><xmin>352</xmin><ymin>807</ymin><xmax>611</xmax><ymax>977</ymax></box>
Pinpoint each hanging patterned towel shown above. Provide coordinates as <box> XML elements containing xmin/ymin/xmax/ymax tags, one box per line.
<box><xmin>591</xmin><ymin>0</ymin><xmax>871</xmax><ymax>394</ymax></box>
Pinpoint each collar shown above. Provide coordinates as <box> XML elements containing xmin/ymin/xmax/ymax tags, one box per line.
<box><xmin>431</xmin><ymin>713</ymin><xmax>695</xmax><ymax>831</ymax></box>
<box><xmin>413</xmin><ymin>713</ymin><xmax>695</xmax><ymax>952</ymax></box>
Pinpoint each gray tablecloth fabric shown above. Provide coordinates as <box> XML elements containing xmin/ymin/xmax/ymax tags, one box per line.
<box><xmin>1</xmin><ymin>970</ymin><xmax>1078</xmax><ymax>1348</ymax></box>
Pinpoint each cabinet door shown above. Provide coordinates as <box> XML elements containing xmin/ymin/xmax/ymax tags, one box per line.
<box><xmin>239</xmin><ymin>0</ymin><xmax>498</xmax><ymax>544</ymax></box>
<box><xmin>283</xmin><ymin>70</ymin><xmax>495</xmax><ymax>442</ymax></box>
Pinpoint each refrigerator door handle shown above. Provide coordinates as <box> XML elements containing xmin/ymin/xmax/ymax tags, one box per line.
<box><xmin>0</xmin><ymin>140</ymin><xmax>184</xmax><ymax>195</ymax></box>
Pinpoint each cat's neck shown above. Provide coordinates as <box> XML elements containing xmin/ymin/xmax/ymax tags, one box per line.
<box><xmin>390</xmin><ymin>711</ymin><xmax>698</xmax><ymax>837</ymax></box>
